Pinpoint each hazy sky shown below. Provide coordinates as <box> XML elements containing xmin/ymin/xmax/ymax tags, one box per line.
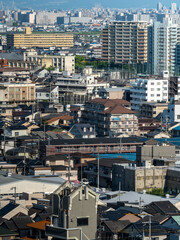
<box><xmin>8</xmin><ymin>0</ymin><xmax>179</xmax><ymax>10</ymax></box>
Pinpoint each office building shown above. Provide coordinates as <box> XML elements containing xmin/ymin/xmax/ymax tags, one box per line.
<box><xmin>102</xmin><ymin>21</ymin><xmax>149</xmax><ymax>66</ymax></box>
<box><xmin>46</xmin><ymin>182</ymin><xmax>99</xmax><ymax>240</ymax></box>
<box><xmin>7</xmin><ymin>27</ymin><xmax>73</xmax><ymax>49</ymax></box>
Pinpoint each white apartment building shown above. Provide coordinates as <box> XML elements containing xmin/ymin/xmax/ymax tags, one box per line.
<box><xmin>163</xmin><ymin>100</ymin><xmax>180</xmax><ymax>124</ymax></box>
<box><xmin>131</xmin><ymin>78</ymin><xmax>169</xmax><ymax>111</ymax></box>
<box><xmin>163</xmin><ymin>78</ymin><xmax>180</xmax><ymax>123</ymax></box>
<box><xmin>56</xmin><ymin>73</ymin><xmax>108</xmax><ymax>96</ymax></box>
<box><xmin>148</xmin><ymin>19</ymin><xmax>180</xmax><ymax>76</ymax></box>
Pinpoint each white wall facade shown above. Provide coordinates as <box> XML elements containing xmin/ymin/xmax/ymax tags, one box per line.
<box><xmin>131</xmin><ymin>78</ymin><xmax>169</xmax><ymax>111</ymax></box>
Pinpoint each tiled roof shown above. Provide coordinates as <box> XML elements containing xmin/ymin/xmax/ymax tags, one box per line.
<box><xmin>0</xmin><ymin>203</ymin><xmax>19</xmax><ymax>217</ymax></box>
<box><xmin>0</xmin><ymin>226</ymin><xmax>18</xmax><ymax>236</ymax></box>
<box><xmin>88</xmin><ymin>158</ymin><xmax>132</xmax><ymax>168</ymax></box>
<box><xmin>138</xmin><ymin>118</ymin><xmax>160</xmax><ymax>124</ymax></box>
<box><xmin>46</xmin><ymin>115</ymin><xmax>73</xmax><ymax>124</ymax></box>
<box><xmin>27</xmin><ymin>220</ymin><xmax>50</xmax><ymax>230</ymax></box>
<box><xmin>104</xmin><ymin>220</ymin><xmax>130</xmax><ymax>233</ymax></box>
<box><xmin>91</xmin><ymin>98</ymin><xmax>130</xmax><ymax>107</ymax></box>
<box><xmin>101</xmin><ymin>104</ymin><xmax>135</xmax><ymax>114</ymax></box>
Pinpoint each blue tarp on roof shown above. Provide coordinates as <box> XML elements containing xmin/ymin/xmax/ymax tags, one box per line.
<box><xmin>156</xmin><ymin>137</ymin><xmax>180</xmax><ymax>146</ymax></box>
<box><xmin>172</xmin><ymin>126</ymin><xmax>180</xmax><ymax>131</ymax></box>
<box><xmin>91</xmin><ymin>153</ymin><xmax>136</xmax><ymax>161</ymax></box>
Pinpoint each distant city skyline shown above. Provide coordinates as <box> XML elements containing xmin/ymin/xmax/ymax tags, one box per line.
<box><xmin>1</xmin><ymin>0</ymin><xmax>179</xmax><ymax>10</ymax></box>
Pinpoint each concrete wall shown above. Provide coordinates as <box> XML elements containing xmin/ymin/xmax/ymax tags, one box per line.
<box><xmin>67</xmin><ymin>187</ymin><xmax>98</xmax><ymax>240</ymax></box>
<box><xmin>136</xmin><ymin>145</ymin><xmax>175</xmax><ymax>167</ymax></box>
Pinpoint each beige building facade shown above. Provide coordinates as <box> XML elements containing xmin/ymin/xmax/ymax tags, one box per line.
<box><xmin>23</xmin><ymin>50</ymin><xmax>75</xmax><ymax>73</ymax></box>
<box><xmin>0</xmin><ymin>83</ymin><xmax>35</xmax><ymax>106</ymax></box>
<box><xmin>102</xmin><ymin>21</ymin><xmax>149</xmax><ymax>65</ymax></box>
<box><xmin>7</xmin><ymin>27</ymin><xmax>74</xmax><ymax>49</ymax></box>
<box><xmin>140</xmin><ymin>102</ymin><xmax>168</xmax><ymax>118</ymax></box>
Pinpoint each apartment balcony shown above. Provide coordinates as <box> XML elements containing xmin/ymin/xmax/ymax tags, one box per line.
<box><xmin>46</xmin><ymin>225</ymin><xmax>81</xmax><ymax>240</ymax></box>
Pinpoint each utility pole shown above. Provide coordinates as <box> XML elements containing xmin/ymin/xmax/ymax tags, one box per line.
<box><xmin>149</xmin><ymin>215</ymin><xmax>151</xmax><ymax>240</ymax></box>
<box><xmin>80</xmin><ymin>152</ymin><xmax>83</xmax><ymax>181</ymax></box>
<box><xmin>67</xmin><ymin>152</ymin><xmax>71</xmax><ymax>182</ymax></box>
<box><xmin>44</xmin><ymin>122</ymin><xmax>46</xmax><ymax>141</ymax></box>
<box><xmin>97</xmin><ymin>151</ymin><xmax>99</xmax><ymax>189</ymax></box>
<box><xmin>38</xmin><ymin>137</ymin><xmax>40</xmax><ymax>160</ymax></box>
<box><xmin>165</xmin><ymin>115</ymin><xmax>169</xmax><ymax>133</ymax></box>
<box><xmin>119</xmin><ymin>137</ymin><xmax>122</xmax><ymax>154</ymax></box>
<box><xmin>24</xmin><ymin>146</ymin><xmax>26</xmax><ymax>176</ymax></box>
<box><xmin>118</xmin><ymin>181</ymin><xmax>121</xmax><ymax>202</ymax></box>
<box><xmin>3</xmin><ymin>126</ymin><xmax>5</xmax><ymax>157</ymax></box>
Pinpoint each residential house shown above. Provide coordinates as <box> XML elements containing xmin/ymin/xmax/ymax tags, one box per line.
<box><xmin>101</xmin><ymin>220</ymin><xmax>131</xmax><ymax>240</ymax></box>
<box><xmin>4</xmin><ymin>126</ymin><xmax>28</xmax><ymax>137</ymax></box>
<box><xmin>2</xmin><ymin>216</ymin><xmax>33</xmax><ymax>238</ymax></box>
<box><xmin>0</xmin><ymin>203</ymin><xmax>28</xmax><ymax>220</ymax></box>
<box><xmin>46</xmin><ymin>115</ymin><xmax>73</xmax><ymax>126</ymax></box>
<box><xmin>26</xmin><ymin>220</ymin><xmax>51</xmax><ymax>240</ymax></box>
<box><xmin>69</xmin><ymin>123</ymin><xmax>96</xmax><ymax>138</ymax></box>
<box><xmin>138</xmin><ymin>118</ymin><xmax>161</xmax><ymax>135</ymax></box>
<box><xmin>46</xmin><ymin>181</ymin><xmax>99</xmax><ymax>240</ymax></box>
<box><xmin>44</xmin><ymin>154</ymin><xmax>74</xmax><ymax>168</ymax></box>
<box><xmin>36</xmin><ymin>86</ymin><xmax>59</xmax><ymax>103</ymax></box>
<box><xmin>0</xmin><ymin>226</ymin><xmax>18</xmax><ymax>240</ymax></box>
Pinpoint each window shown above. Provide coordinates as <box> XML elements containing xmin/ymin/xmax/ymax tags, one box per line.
<box><xmin>157</xmin><ymin>82</ymin><xmax>160</xmax><ymax>85</ymax></box>
<box><xmin>177</xmin><ymin>115</ymin><xmax>180</xmax><ymax>119</ymax></box>
<box><xmin>163</xmin><ymin>93</ymin><xmax>167</xmax><ymax>96</ymax></box>
<box><xmin>157</xmin><ymin>94</ymin><xmax>160</xmax><ymax>96</ymax></box>
<box><xmin>151</xmin><ymin>82</ymin><xmax>154</xmax><ymax>85</ymax></box>
<box><xmin>15</xmin><ymin>132</ymin><xmax>19</xmax><ymax>136</ymax></box>
<box><xmin>77</xmin><ymin>218</ymin><xmax>88</xmax><ymax>226</ymax></box>
<box><xmin>151</xmin><ymin>94</ymin><xmax>154</xmax><ymax>97</ymax></box>
<box><xmin>157</xmin><ymin>88</ymin><xmax>160</xmax><ymax>91</ymax></box>
<box><xmin>56</xmin><ymin>147</ymin><xmax>61</xmax><ymax>152</ymax></box>
<box><xmin>110</xmin><ymin>146</ymin><xmax>114</xmax><ymax>150</ymax></box>
<box><xmin>151</xmin><ymin>88</ymin><xmax>154</xmax><ymax>91</ymax></box>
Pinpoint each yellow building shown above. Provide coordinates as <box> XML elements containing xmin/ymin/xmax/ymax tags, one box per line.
<box><xmin>7</xmin><ymin>27</ymin><xmax>74</xmax><ymax>49</ymax></box>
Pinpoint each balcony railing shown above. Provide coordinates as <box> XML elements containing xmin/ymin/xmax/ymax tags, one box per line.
<box><xmin>46</xmin><ymin>225</ymin><xmax>81</xmax><ymax>240</ymax></box>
